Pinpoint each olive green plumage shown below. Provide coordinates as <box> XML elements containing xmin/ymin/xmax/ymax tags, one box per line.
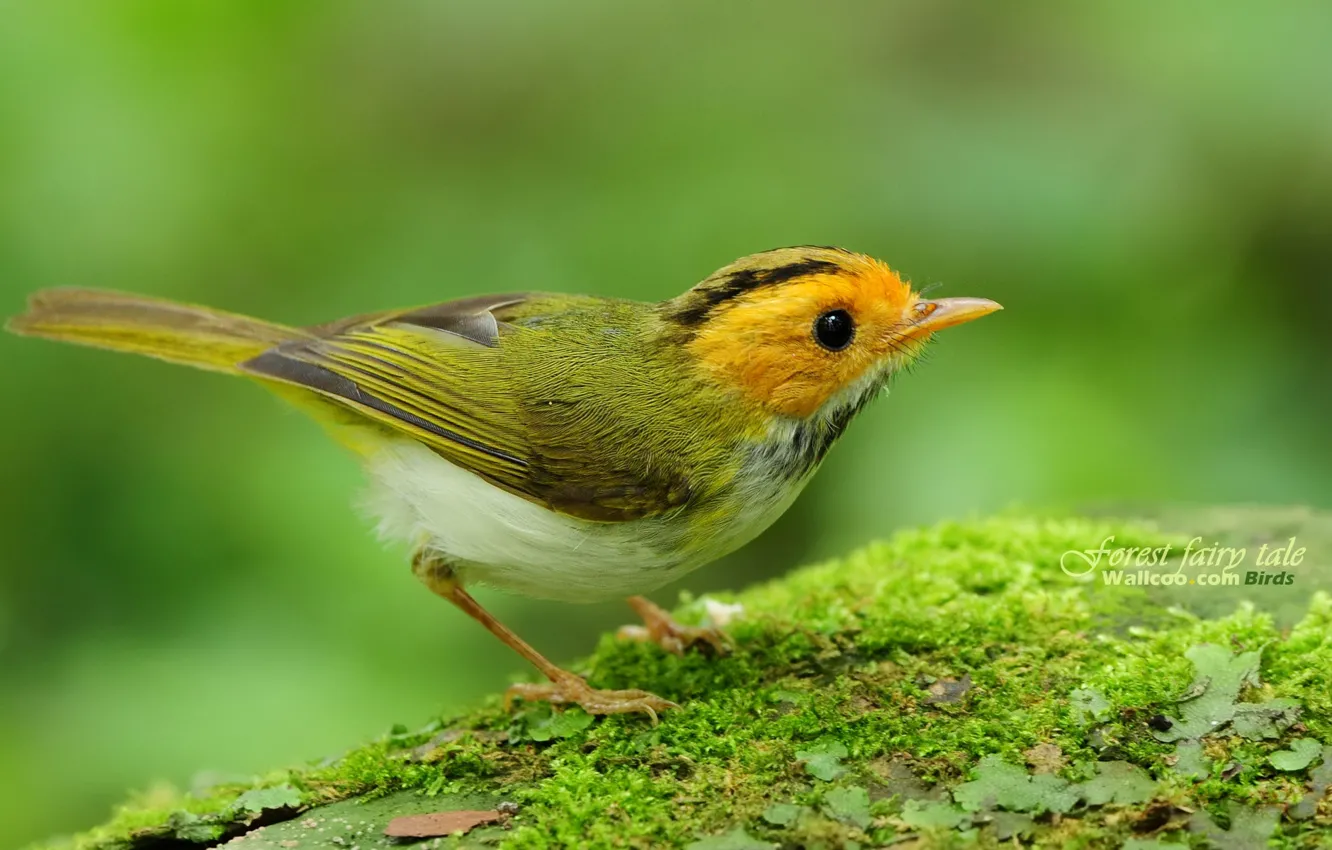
<box><xmin>7</xmin><ymin>287</ymin><xmax>753</xmax><ymax>523</ymax></box>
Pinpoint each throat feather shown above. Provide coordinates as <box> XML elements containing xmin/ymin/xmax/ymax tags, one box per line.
<box><xmin>753</xmin><ymin>386</ymin><xmax>879</xmax><ymax>480</ymax></box>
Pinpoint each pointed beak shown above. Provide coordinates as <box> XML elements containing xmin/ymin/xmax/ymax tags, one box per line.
<box><xmin>909</xmin><ymin>297</ymin><xmax>1003</xmax><ymax>334</ymax></box>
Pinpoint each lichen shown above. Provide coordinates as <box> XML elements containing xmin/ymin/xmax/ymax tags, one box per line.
<box><xmin>32</xmin><ymin>514</ymin><xmax>1332</xmax><ymax>849</ymax></box>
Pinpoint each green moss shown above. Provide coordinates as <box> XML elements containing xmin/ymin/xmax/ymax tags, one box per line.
<box><xmin>34</xmin><ymin>513</ymin><xmax>1332</xmax><ymax>849</ymax></box>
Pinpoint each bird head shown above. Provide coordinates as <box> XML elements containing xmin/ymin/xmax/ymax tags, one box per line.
<box><xmin>664</xmin><ymin>246</ymin><xmax>1002</xmax><ymax>422</ymax></box>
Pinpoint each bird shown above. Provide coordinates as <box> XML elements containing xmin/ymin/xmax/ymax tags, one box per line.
<box><xmin>6</xmin><ymin>246</ymin><xmax>1001</xmax><ymax>720</ymax></box>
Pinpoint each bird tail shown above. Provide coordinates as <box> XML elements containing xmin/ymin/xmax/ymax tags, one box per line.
<box><xmin>6</xmin><ymin>288</ymin><xmax>308</xmax><ymax>374</ymax></box>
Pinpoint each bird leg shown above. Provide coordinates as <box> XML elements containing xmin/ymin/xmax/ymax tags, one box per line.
<box><xmin>412</xmin><ymin>551</ymin><xmax>678</xmax><ymax>722</ymax></box>
<box><xmin>617</xmin><ymin>595</ymin><xmax>732</xmax><ymax>656</ymax></box>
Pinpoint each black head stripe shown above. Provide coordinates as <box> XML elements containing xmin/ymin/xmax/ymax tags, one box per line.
<box><xmin>750</xmin><ymin>259</ymin><xmax>841</xmax><ymax>286</ymax></box>
<box><xmin>671</xmin><ymin>257</ymin><xmax>844</xmax><ymax>327</ymax></box>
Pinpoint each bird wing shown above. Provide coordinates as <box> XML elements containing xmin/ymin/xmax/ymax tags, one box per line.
<box><xmin>239</xmin><ymin>294</ymin><xmax>690</xmax><ymax>522</ymax></box>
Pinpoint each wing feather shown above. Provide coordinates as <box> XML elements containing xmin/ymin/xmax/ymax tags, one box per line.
<box><xmin>240</xmin><ymin>293</ymin><xmax>689</xmax><ymax>522</ymax></box>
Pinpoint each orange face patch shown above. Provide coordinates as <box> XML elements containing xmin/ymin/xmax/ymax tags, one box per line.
<box><xmin>685</xmin><ymin>253</ymin><xmax>925</xmax><ymax>419</ymax></box>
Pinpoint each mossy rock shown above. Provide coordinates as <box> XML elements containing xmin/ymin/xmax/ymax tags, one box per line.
<box><xmin>38</xmin><ymin>510</ymin><xmax>1332</xmax><ymax>849</ymax></box>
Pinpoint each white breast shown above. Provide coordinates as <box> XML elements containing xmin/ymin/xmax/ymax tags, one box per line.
<box><xmin>361</xmin><ymin>437</ymin><xmax>807</xmax><ymax>603</ymax></box>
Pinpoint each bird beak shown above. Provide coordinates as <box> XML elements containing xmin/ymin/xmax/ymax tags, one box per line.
<box><xmin>909</xmin><ymin>297</ymin><xmax>1003</xmax><ymax>334</ymax></box>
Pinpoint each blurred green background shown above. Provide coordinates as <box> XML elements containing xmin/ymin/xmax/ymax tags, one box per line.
<box><xmin>1</xmin><ymin>1</ymin><xmax>1330</xmax><ymax>845</ymax></box>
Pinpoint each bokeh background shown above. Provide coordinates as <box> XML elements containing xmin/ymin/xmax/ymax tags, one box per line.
<box><xmin>2</xmin><ymin>1</ymin><xmax>1330</xmax><ymax>845</ymax></box>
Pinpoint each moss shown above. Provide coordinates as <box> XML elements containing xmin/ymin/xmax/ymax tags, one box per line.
<box><xmin>34</xmin><ymin>513</ymin><xmax>1332</xmax><ymax>849</ymax></box>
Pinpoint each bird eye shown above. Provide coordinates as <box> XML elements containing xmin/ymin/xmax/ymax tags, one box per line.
<box><xmin>813</xmin><ymin>309</ymin><xmax>855</xmax><ymax>351</ymax></box>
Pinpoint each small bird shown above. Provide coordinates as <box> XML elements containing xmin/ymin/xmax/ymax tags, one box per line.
<box><xmin>7</xmin><ymin>246</ymin><xmax>1000</xmax><ymax>720</ymax></box>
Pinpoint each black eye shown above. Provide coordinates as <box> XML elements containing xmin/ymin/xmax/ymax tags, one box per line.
<box><xmin>813</xmin><ymin>309</ymin><xmax>855</xmax><ymax>351</ymax></box>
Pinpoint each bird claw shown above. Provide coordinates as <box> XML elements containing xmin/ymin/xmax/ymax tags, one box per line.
<box><xmin>505</xmin><ymin>673</ymin><xmax>678</xmax><ymax>724</ymax></box>
<box><xmin>619</xmin><ymin>596</ymin><xmax>733</xmax><ymax>656</ymax></box>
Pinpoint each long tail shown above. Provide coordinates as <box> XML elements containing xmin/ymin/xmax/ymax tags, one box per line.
<box><xmin>6</xmin><ymin>288</ymin><xmax>309</xmax><ymax>374</ymax></box>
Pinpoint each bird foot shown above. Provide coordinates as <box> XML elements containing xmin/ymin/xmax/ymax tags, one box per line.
<box><xmin>505</xmin><ymin>671</ymin><xmax>678</xmax><ymax>724</ymax></box>
<box><xmin>617</xmin><ymin>595</ymin><xmax>732</xmax><ymax>656</ymax></box>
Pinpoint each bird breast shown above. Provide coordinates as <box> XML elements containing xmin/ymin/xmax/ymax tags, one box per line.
<box><xmin>360</xmin><ymin>435</ymin><xmax>810</xmax><ymax>603</ymax></box>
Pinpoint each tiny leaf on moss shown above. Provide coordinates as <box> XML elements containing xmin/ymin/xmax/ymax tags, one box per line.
<box><xmin>1070</xmin><ymin>687</ymin><xmax>1111</xmax><ymax>721</ymax></box>
<box><xmin>796</xmin><ymin>740</ymin><xmax>848</xmax><ymax>781</ymax></box>
<box><xmin>231</xmin><ymin>784</ymin><xmax>303</xmax><ymax>816</ymax></box>
<box><xmin>823</xmin><ymin>786</ymin><xmax>871</xmax><ymax>829</ymax></box>
<box><xmin>1268</xmin><ymin>737</ymin><xmax>1323</xmax><ymax>771</ymax></box>
<box><xmin>1076</xmin><ymin>761</ymin><xmax>1156</xmax><ymax>806</ymax></box>
<box><xmin>899</xmin><ymin>799</ymin><xmax>970</xmax><ymax>830</ymax></box>
<box><xmin>511</xmin><ymin>706</ymin><xmax>595</xmax><ymax>742</ymax></box>
<box><xmin>1188</xmin><ymin>802</ymin><xmax>1280</xmax><ymax>849</ymax></box>
<box><xmin>760</xmin><ymin>803</ymin><xmax>805</xmax><ymax>826</ymax></box>
<box><xmin>952</xmin><ymin>756</ymin><xmax>1079</xmax><ymax>815</ymax></box>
